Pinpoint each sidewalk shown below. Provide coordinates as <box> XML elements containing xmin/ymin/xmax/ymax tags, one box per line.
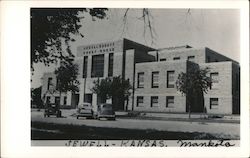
<box><xmin>116</xmin><ymin>111</ymin><xmax>240</xmax><ymax>124</ymax></box>
<box><xmin>31</xmin><ymin>108</ymin><xmax>240</xmax><ymax>124</ymax></box>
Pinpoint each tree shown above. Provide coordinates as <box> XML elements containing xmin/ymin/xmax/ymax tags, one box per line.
<box><xmin>91</xmin><ymin>76</ymin><xmax>132</xmax><ymax>110</ymax></box>
<box><xmin>176</xmin><ymin>66</ymin><xmax>212</xmax><ymax>118</ymax></box>
<box><xmin>55</xmin><ymin>60</ymin><xmax>80</xmax><ymax>106</ymax></box>
<box><xmin>110</xmin><ymin>76</ymin><xmax>132</xmax><ymax>111</ymax></box>
<box><xmin>31</xmin><ymin>8</ymin><xmax>108</xmax><ymax>70</ymax></box>
<box><xmin>31</xmin><ymin>86</ymin><xmax>43</xmax><ymax>109</ymax></box>
<box><xmin>122</xmin><ymin>8</ymin><xmax>156</xmax><ymax>45</ymax></box>
<box><xmin>91</xmin><ymin>77</ymin><xmax>112</xmax><ymax>103</ymax></box>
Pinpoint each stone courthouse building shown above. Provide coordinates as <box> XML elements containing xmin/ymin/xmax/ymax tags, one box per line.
<box><xmin>41</xmin><ymin>38</ymin><xmax>240</xmax><ymax>114</ymax></box>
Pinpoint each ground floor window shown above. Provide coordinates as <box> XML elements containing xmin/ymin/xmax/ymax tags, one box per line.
<box><xmin>210</xmin><ymin>98</ymin><xmax>218</xmax><ymax>109</ymax></box>
<box><xmin>46</xmin><ymin>96</ymin><xmax>51</xmax><ymax>103</ymax></box>
<box><xmin>166</xmin><ymin>96</ymin><xmax>174</xmax><ymax>107</ymax></box>
<box><xmin>63</xmin><ymin>96</ymin><xmax>67</xmax><ymax>105</ymax></box>
<box><xmin>151</xmin><ymin>96</ymin><xmax>159</xmax><ymax>107</ymax></box>
<box><xmin>55</xmin><ymin>97</ymin><xmax>60</xmax><ymax>105</ymax></box>
<box><xmin>136</xmin><ymin>96</ymin><xmax>144</xmax><ymax>107</ymax></box>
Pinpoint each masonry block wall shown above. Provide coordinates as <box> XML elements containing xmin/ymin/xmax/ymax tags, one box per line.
<box><xmin>158</xmin><ymin>48</ymin><xmax>206</xmax><ymax>64</ymax></box>
<box><xmin>200</xmin><ymin>62</ymin><xmax>233</xmax><ymax>114</ymax></box>
<box><xmin>41</xmin><ymin>39</ymin><xmax>240</xmax><ymax>114</ymax></box>
<box><xmin>232</xmin><ymin>62</ymin><xmax>240</xmax><ymax>114</ymax></box>
<box><xmin>76</xmin><ymin>40</ymin><xmax>124</xmax><ymax>108</ymax></box>
<box><xmin>205</xmin><ymin>48</ymin><xmax>238</xmax><ymax>63</ymax></box>
<box><xmin>41</xmin><ymin>72</ymin><xmax>71</xmax><ymax>107</ymax></box>
<box><xmin>134</xmin><ymin>60</ymin><xmax>188</xmax><ymax>112</ymax></box>
<box><xmin>125</xmin><ymin>49</ymin><xmax>135</xmax><ymax>111</ymax></box>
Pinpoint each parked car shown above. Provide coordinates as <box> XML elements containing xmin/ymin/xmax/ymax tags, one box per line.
<box><xmin>96</xmin><ymin>103</ymin><xmax>116</xmax><ymax>120</ymax></box>
<box><xmin>44</xmin><ymin>103</ymin><xmax>62</xmax><ymax>118</ymax></box>
<box><xmin>76</xmin><ymin>103</ymin><xmax>94</xmax><ymax>119</ymax></box>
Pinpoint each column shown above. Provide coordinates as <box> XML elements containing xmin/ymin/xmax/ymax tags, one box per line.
<box><xmin>104</xmin><ymin>53</ymin><xmax>109</xmax><ymax>78</ymax></box>
<box><xmin>113</xmin><ymin>52</ymin><xmax>123</xmax><ymax>76</ymax></box>
<box><xmin>125</xmin><ymin>49</ymin><xmax>135</xmax><ymax>110</ymax></box>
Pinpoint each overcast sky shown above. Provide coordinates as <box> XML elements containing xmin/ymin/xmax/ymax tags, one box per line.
<box><xmin>31</xmin><ymin>9</ymin><xmax>240</xmax><ymax>88</ymax></box>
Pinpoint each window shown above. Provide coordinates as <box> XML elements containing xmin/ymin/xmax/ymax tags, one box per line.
<box><xmin>151</xmin><ymin>96</ymin><xmax>159</xmax><ymax>107</ymax></box>
<box><xmin>207</xmin><ymin>56</ymin><xmax>211</xmax><ymax>62</ymax></box>
<box><xmin>91</xmin><ymin>54</ymin><xmax>104</xmax><ymax>77</ymax></box>
<box><xmin>210</xmin><ymin>72</ymin><xmax>219</xmax><ymax>89</ymax></box>
<box><xmin>46</xmin><ymin>96</ymin><xmax>51</xmax><ymax>103</ymax></box>
<box><xmin>187</xmin><ymin>56</ymin><xmax>195</xmax><ymax>61</ymax></box>
<box><xmin>56</xmin><ymin>77</ymin><xmax>59</xmax><ymax>90</ymax></box>
<box><xmin>83</xmin><ymin>56</ymin><xmax>88</xmax><ymax>78</ymax></box>
<box><xmin>166</xmin><ymin>96</ymin><xmax>174</xmax><ymax>107</ymax></box>
<box><xmin>137</xmin><ymin>96</ymin><xmax>144</xmax><ymax>107</ymax></box>
<box><xmin>160</xmin><ymin>58</ymin><xmax>166</xmax><ymax>61</ymax></box>
<box><xmin>152</xmin><ymin>72</ymin><xmax>159</xmax><ymax>88</ymax></box>
<box><xmin>167</xmin><ymin>71</ymin><xmax>175</xmax><ymax>88</ymax></box>
<box><xmin>47</xmin><ymin>77</ymin><xmax>52</xmax><ymax>90</ymax></box>
<box><xmin>137</xmin><ymin>72</ymin><xmax>144</xmax><ymax>88</ymax></box>
<box><xmin>210</xmin><ymin>98</ymin><xmax>218</xmax><ymax>109</ymax></box>
<box><xmin>63</xmin><ymin>97</ymin><xmax>67</xmax><ymax>105</ymax></box>
<box><xmin>173</xmin><ymin>57</ymin><xmax>180</xmax><ymax>60</ymax></box>
<box><xmin>108</xmin><ymin>53</ymin><xmax>114</xmax><ymax>77</ymax></box>
<box><xmin>55</xmin><ymin>97</ymin><xmax>60</xmax><ymax>105</ymax></box>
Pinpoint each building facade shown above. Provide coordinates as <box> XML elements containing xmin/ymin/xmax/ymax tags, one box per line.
<box><xmin>41</xmin><ymin>39</ymin><xmax>240</xmax><ymax>114</ymax></box>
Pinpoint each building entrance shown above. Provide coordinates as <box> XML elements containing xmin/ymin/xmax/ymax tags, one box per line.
<box><xmin>84</xmin><ymin>94</ymin><xmax>93</xmax><ymax>104</ymax></box>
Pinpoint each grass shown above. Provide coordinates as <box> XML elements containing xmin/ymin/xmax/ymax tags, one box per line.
<box><xmin>31</xmin><ymin>121</ymin><xmax>237</xmax><ymax>140</ymax></box>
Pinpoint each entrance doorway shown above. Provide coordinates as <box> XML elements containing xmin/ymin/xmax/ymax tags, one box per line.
<box><xmin>71</xmin><ymin>94</ymin><xmax>79</xmax><ymax>108</ymax></box>
<box><xmin>84</xmin><ymin>94</ymin><xmax>93</xmax><ymax>104</ymax></box>
<box><xmin>55</xmin><ymin>97</ymin><xmax>60</xmax><ymax>105</ymax></box>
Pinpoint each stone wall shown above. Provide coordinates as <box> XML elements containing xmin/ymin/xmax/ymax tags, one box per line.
<box><xmin>200</xmin><ymin>62</ymin><xmax>233</xmax><ymax>114</ymax></box>
<box><xmin>133</xmin><ymin>60</ymin><xmax>188</xmax><ymax>112</ymax></box>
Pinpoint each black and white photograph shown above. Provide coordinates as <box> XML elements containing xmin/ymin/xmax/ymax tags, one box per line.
<box><xmin>1</xmin><ymin>0</ymin><xmax>249</xmax><ymax>157</ymax></box>
<box><xmin>31</xmin><ymin>8</ymin><xmax>240</xmax><ymax>145</ymax></box>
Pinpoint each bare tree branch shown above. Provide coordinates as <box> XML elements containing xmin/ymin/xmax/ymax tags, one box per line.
<box><xmin>122</xmin><ymin>8</ymin><xmax>157</xmax><ymax>46</ymax></box>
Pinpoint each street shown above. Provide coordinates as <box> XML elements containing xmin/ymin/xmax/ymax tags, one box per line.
<box><xmin>31</xmin><ymin>110</ymin><xmax>240</xmax><ymax>140</ymax></box>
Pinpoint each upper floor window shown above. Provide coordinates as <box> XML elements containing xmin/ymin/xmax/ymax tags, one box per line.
<box><xmin>108</xmin><ymin>53</ymin><xmax>114</xmax><ymax>77</ymax></box>
<box><xmin>47</xmin><ymin>77</ymin><xmax>53</xmax><ymax>90</ymax></box>
<box><xmin>63</xmin><ymin>96</ymin><xmax>67</xmax><ymax>105</ymax></box>
<box><xmin>137</xmin><ymin>72</ymin><xmax>144</xmax><ymax>88</ymax></box>
<box><xmin>210</xmin><ymin>72</ymin><xmax>219</xmax><ymax>89</ymax></box>
<box><xmin>187</xmin><ymin>56</ymin><xmax>195</xmax><ymax>61</ymax></box>
<box><xmin>137</xmin><ymin>96</ymin><xmax>144</xmax><ymax>107</ymax></box>
<box><xmin>56</xmin><ymin>77</ymin><xmax>59</xmax><ymax>90</ymax></box>
<box><xmin>152</xmin><ymin>71</ymin><xmax>159</xmax><ymax>88</ymax></box>
<box><xmin>91</xmin><ymin>54</ymin><xmax>104</xmax><ymax>77</ymax></box>
<box><xmin>46</xmin><ymin>96</ymin><xmax>51</xmax><ymax>103</ymax></box>
<box><xmin>83</xmin><ymin>56</ymin><xmax>88</xmax><ymax>78</ymax></box>
<box><xmin>167</xmin><ymin>71</ymin><xmax>175</xmax><ymax>88</ymax></box>
<box><xmin>173</xmin><ymin>57</ymin><xmax>180</xmax><ymax>60</ymax></box>
<box><xmin>210</xmin><ymin>98</ymin><xmax>218</xmax><ymax>109</ymax></box>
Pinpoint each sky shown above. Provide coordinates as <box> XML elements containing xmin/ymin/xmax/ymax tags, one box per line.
<box><xmin>31</xmin><ymin>9</ymin><xmax>240</xmax><ymax>88</ymax></box>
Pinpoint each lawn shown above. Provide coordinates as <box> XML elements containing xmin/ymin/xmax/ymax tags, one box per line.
<box><xmin>31</xmin><ymin>121</ymin><xmax>236</xmax><ymax>140</ymax></box>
